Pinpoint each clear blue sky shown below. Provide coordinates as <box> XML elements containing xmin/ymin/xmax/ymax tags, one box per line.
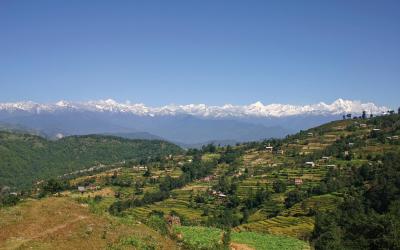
<box><xmin>0</xmin><ymin>1</ymin><xmax>399</xmax><ymax>107</ymax></box>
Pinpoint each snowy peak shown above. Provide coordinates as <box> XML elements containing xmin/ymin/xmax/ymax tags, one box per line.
<box><xmin>0</xmin><ymin>99</ymin><xmax>389</xmax><ymax>118</ymax></box>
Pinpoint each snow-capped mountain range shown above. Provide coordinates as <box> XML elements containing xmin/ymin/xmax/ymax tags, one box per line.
<box><xmin>0</xmin><ymin>99</ymin><xmax>388</xmax><ymax>118</ymax></box>
<box><xmin>0</xmin><ymin>99</ymin><xmax>391</xmax><ymax>146</ymax></box>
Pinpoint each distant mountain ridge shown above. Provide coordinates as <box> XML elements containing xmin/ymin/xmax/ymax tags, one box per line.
<box><xmin>0</xmin><ymin>99</ymin><xmax>388</xmax><ymax>117</ymax></box>
<box><xmin>0</xmin><ymin>99</ymin><xmax>389</xmax><ymax>145</ymax></box>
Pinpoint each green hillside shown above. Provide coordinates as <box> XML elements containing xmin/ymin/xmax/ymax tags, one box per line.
<box><xmin>0</xmin><ymin>132</ymin><xmax>182</xmax><ymax>189</ymax></box>
<box><xmin>1</xmin><ymin>114</ymin><xmax>400</xmax><ymax>249</ymax></box>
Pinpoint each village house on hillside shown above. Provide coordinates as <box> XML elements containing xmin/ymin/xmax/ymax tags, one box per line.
<box><xmin>294</xmin><ymin>178</ymin><xmax>303</xmax><ymax>185</ymax></box>
<box><xmin>132</xmin><ymin>165</ymin><xmax>148</xmax><ymax>171</ymax></box>
<box><xmin>305</xmin><ymin>161</ymin><xmax>315</xmax><ymax>167</ymax></box>
<box><xmin>321</xmin><ymin>156</ymin><xmax>330</xmax><ymax>161</ymax></box>
<box><xmin>265</xmin><ymin>145</ymin><xmax>273</xmax><ymax>152</ymax></box>
<box><xmin>387</xmin><ymin>135</ymin><xmax>399</xmax><ymax>140</ymax></box>
<box><xmin>201</xmin><ymin>175</ymin><xmax>215</xmax><ymax>182</ymax></box>
<box><xmin>209</xmin><ymin>189</ymin><xmax>227</xmax><ymax>198</ymax></box>
<box><xmin>78</xmin><ymin>186</ymin><xmax>85</xmax><ymax>193</ymax></box>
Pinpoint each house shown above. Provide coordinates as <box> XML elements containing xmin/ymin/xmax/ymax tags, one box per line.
<box><xmin>348</xmin><ymin>143</ymin><xmax>354</xmax><ymax>147</ymax></box>
<box><xmin>373</xmin><ymin>128</ymin><xmax>381</xmax><ymax>132</ymax></box>
<box><xmin>202</xmin><ymin>175</ymin><xmax>214</xmax><ymax>182</ymax></box>
<box><xmin>78</xmin><ymin>186</ymin><xmax>85</xmax><ymax>193</ymax></box>
<box><xmin>265</xmin><ymin>146</ymin><xmax>274</xmax><ymax>152</ymax></box>
<box><xmin>294</xmin><ymin>178</ymin><xmax>303</xmax><ymax>185</ymax></box>
<box><xmin>326</xmin><ymin>164</ymin><xmax>337</xmax><ymax>168</ymax></box>
<box><xmin>218</xmin><ymin>193</ymin><xmax>227</xmax><ymax>198</ymax></box>
<box><xmin>305</xmin><ymin>161</ymin><xmax>315</xmax><ymax>167</ymax></box>
<box><xmin>387</xmin><ymin>135</ymin><xmax>399</xmax><ymax>140</ymax></box>
<box><xmin>234</xmin><ymin>171</ymin><xmax>243</xmax><ymax>177</ymax></box>
<box><xmin>359</xmin><ymin>123</ymin><xmax>367</xmax><ymax>128</ymax></box>
<box><xmin>276</xmin><ymin>150</ymin><xmax>284</xmax><ymax>155</ymax></box>
<box><xmin>307</xmin><ymin>132</ymin><xmax>313</xmax><ymax>137</ymax></box>
<box><xmin>210</xmin><ymin>190</ymin><xmax>227</xmax><ymax>198</ymax></box>
<box><xmin>133</xmin><ymin>165</ymin><xmax>148</xmax><ymax>171</ymax></box>
<box><xmin>321</xmin><ymin>156</ymin><xmax>330</xmax><ymax>161</ymax></box>
<box><xmin>87</xmin><ymin>185</ymin><xmax>100</xmax><ymax>191</ymax></box>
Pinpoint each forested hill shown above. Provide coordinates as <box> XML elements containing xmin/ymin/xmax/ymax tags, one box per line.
<box><xmin>0</xmin><ymin>132</ymin><xmax>182</xmax><ymax>189</ymax></box>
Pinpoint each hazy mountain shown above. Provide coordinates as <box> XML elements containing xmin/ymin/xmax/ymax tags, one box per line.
<box><xmin>0</xmin><ymin>98</ymin><xmax>387</xmax><ymax>117</ymax></box>
<box><xmin>0</xmin><ymin>99</ymin><xmax>389</xmax><ymax>144</ymax></box>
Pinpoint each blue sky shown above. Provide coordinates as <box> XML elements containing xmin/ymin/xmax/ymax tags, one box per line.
<box><xmin>0</xmin><ymin>1</ymin><xmax>399</xmax><ymax>107</ymax></box>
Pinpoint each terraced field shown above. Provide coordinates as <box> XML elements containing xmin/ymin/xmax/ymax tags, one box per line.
<box><xmin>3</xmin><ymin>116</ymin><xmax>399</xmax><ymax>249</ymax></box>
<box><xmin>174</xmin><ymin>226</ymin><xmax>310</xmax><ymax>250</ymax></box>
<box><xmin>237</xmin><ymin>216</ymin><xmax>314</xmax><ymax>240</ymax></box>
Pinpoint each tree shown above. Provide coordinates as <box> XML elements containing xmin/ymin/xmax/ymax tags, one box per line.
<box><xmin>285</xmin><ymin>190</ymin><xmax>306</xmax><ymax>208</ymax></box>
<box><xmin>241</xmin><ymin>208</ymin><xmax>250</xmax><ymax>223</ymax></box>
<box><xmin>222</xmin><ymin>228</ymin><xmax>231</xmax><ymax>249</ymax></box>
<box><xmin>42</xmin><ymin>179</ymin><xmax>69</xmax><ymax>194</ymax></box>
<box><xmin>398</xmin><ymin>107</ymin><xmax>400</xmax><ymax>115</ymax></box>
<box><xmin>143</xmin><ymin>167</ymin><xmax>151</xmax><ymax>177</ymax></box>
<box><xmin>362</xmin><ymin>111</ymin><xmax>367</xmax><ymax>119</ymax></box>
<box><xmin>273</xmin><ymin>179</ymin><xmax>287</xmax><ymax>193</ymax></box>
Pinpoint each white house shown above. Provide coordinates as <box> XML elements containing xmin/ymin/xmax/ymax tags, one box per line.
<box><xmin>305</xmin><ymin>161</ymin><xmax>315</xmax><ymax>167</ymax></box>
<box><xmin>265</xmin><ymin>146</ymin><xmax>273</xmax><ymax>152</ymax></box>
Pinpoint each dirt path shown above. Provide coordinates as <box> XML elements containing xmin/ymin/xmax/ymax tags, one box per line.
<box><xmin>231</xmin><ymin>242</ymin><xmax>255</xmax><ymax>250</ymax></box>
<box><xmin>32</xmin><ymin>215</ymin><xmax>87</xmax><ymax>239</ymax></box>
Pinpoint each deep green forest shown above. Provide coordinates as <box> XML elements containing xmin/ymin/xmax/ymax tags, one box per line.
<box><xmin>0</xmin><ymin>132</ymin><xmax>182</xmax><ymax>189</ymax></box>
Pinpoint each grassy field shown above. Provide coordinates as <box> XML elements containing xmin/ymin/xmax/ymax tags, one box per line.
<box><xmin>173</xmin><ymin>226</ymin><xmax>309</xmax><ymax>250</ymax></box>
<box><xmin>232</xmin><ymin>231</ymin><xmax>309</xmax><ymax>250</ymax></box>
<box><xmin>0</xmin><ymin>197</ymin><xmax>178</xmax><ymax>250</ymax></box>
<box><xmin>236</xmin><ymin>216</ymin><xmax>315</xmax><ymax>240</ymax></box>
<box><xmin>174</xmin><ymin>226</ymin><xmax>222</xmax><ymax>249</ymax></box>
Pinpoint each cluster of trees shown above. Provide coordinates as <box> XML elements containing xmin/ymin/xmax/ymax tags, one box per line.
<box><xmin>0</xmin><ymin>186</ymin><xmax>20</xmax><ymax>207</ymax></box>
<box><xmin>312</xmin><ymin>152</ymin><xmax>400</xmax><ymax>249</ymax></box>
<box><xmin>109</xmin><ymin>158</ymin><xmax>217</xmax><ymax>215</ymax></box>
<box><xmin>105</xmin><ymin>173</ymin><xmax>133</xmax><ymax>187</ymax></box>
<box><xmin>39</xmin><ymin>178</ymin><xmax>70</xmax><ymax>197</ymax></box>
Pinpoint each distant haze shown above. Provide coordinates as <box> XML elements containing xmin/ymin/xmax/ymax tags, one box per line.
<box><xmin>0</xmin><ymin>99</ymin><xmax>390</xmax><ymax>147</ymax></box>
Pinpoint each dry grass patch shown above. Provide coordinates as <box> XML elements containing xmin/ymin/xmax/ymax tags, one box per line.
<box><xmin>0</xmin><ymin>197</ymin><xmax>178</xmax><ymax>250</ymax></box>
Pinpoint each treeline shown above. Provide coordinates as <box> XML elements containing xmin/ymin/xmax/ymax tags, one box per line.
<box><xmin>0</xmin><ymin>132</ymin><xmax>182</xmax><ymax>189</ymax></box>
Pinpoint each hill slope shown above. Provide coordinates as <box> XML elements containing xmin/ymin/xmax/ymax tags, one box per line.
<box><xmin>0</xmin><ymin>132</ymin><xmax>182</xmax><ymax>189</ymax></box>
